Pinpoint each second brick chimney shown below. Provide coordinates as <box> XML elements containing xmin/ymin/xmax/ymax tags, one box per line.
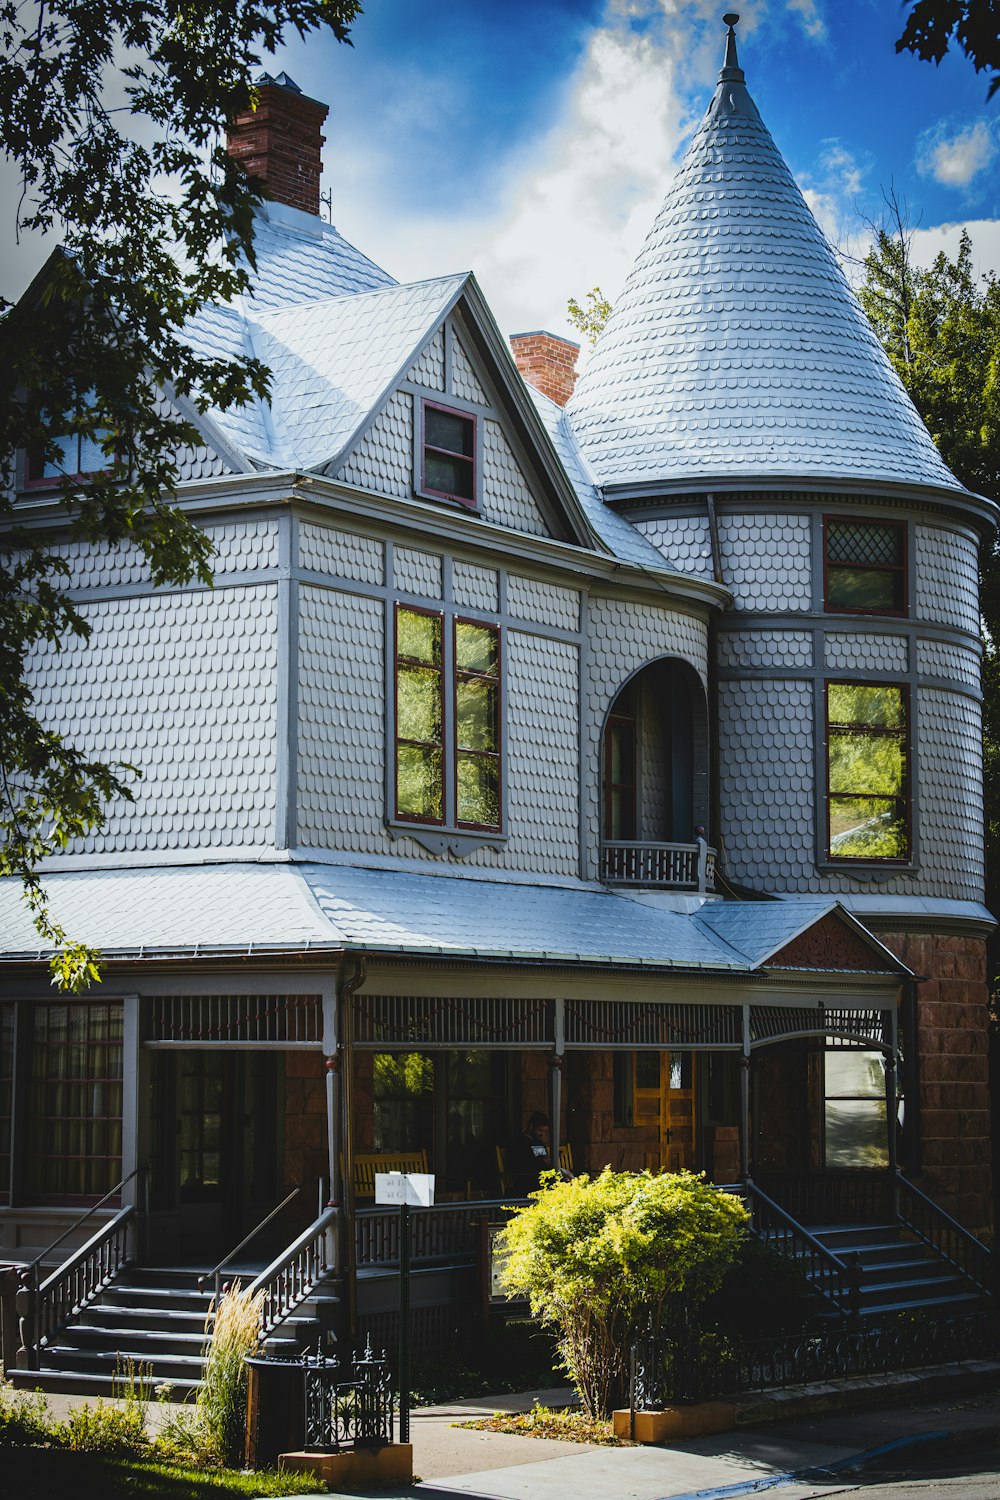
<box><xmin>226</xmin><ymin>72</ymin><xmax>329</xmax><ymax>217</ymax></box>
<box><xmin>509</xmin><ymin>331</ymin><xmax>580</xmax><ymax>407</ymax></box>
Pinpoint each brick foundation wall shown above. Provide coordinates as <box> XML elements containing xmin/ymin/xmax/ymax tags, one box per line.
<box><xmin>509</xmin><ymin>332</ymin><xmax>580</xmax><ymax>407</ymax></box>
<box><xmin>875</xmin><ymin>929</ymin><xmax>993</xmax><ymax>1235</ymax></box>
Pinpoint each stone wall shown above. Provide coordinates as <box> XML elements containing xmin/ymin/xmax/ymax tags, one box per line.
<box><xmin>876</xmin><ymin>929</ymin><xmax>992</xmax><ymax>1234</ymax></box>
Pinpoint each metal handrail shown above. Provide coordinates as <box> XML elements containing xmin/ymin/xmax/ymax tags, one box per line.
<box><xmin>247</xmin><ymin>1204</ymin><xmax>339</xmax><ymax>1336</ymax></box>
<box><xmin>743</xmin><ymin>1179</ymin><xmax>860</xmax><ymax>1317</ymax></box>
<box><xmin>198</xmin><ymin>1184</ymin><xmax>304</xmax><ymax>1302</ymax></box>
<box><xmin>37</xmin><ymin>1204</ymin><xmax>134</xmax><ymax>1297</ymax></box>
<box><xmin>24</xmin><ymin>1167</ymin><xmax>141</xmax><ymax>1280</ymax></box>
<box><xmin>895</xmin><ymin>1171</ymin><xmax>992</xmax><ymax>1293</ymax></box>
<box><xmin>18</xmin><ymin>1201</ymin><xmax>136</xmax><ymax>1369</ymax></box>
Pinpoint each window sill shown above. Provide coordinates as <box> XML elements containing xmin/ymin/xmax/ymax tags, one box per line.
<box><xmin>413</xmin><ymin>485</ymin><xmax>481</xmax><ymax>516</ymax></box>
<box><xmin>387</xmin><ymin>818</ymin><xmax>506</xmax><ymax>859</ymax></box>
<box><xmin>816</xmin><ymin>860</ymin><xmax>919</xmax><ymax>877</ymax></box>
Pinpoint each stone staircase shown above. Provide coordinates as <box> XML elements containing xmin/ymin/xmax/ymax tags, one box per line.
<box><xmin>807</xmin><ymin>1222</ymin><xmax>985</xmax><ymax>1319</ymax></box>
<box><xmin>10</xmin><ymin>1266</ymin><xmax>336</xmax><ymax>1396</ymax></box>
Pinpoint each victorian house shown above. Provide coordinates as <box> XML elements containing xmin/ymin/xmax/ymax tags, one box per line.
<box><xmin>0</xmin><ymin>20</ymin><xmax>993</xmax><ymax>1385</ymax></box>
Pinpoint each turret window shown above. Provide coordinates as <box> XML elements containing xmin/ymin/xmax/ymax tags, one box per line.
<box><xmin>824</xmin><ymin>518</ymin><xmax>906</xmax><ymax>615</ymax></box>
<box><xmin>826</xmin><ymin>682</ymin><xmax>909</xmax><ymax>862</ymax></box>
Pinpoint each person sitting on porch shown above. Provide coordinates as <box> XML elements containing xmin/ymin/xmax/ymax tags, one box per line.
<box><xmin>507</xmin><ymin>1112</ymin><xmax>570</xmax><ymax>1196</ymax></box>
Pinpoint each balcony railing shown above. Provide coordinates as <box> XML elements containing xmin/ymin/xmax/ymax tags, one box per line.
<box><xmin>600</xmin><ymin>838</ymin><xmax>716</xmax><ymax>891</ymax></box>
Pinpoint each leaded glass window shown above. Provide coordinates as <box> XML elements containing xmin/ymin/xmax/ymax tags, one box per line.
<box><xmin>827</xmin><ymin>682</ymin><xmax>909</xmax><ymax>861</ymax></box>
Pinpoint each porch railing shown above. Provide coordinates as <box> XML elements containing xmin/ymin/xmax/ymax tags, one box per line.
<box><xmin>247</xmin><ymin>1205</ymin><xmax>339</xmax><ymax>1338</ymax></box>
<box><xmin>17</xmin><ymin>1203</ymin><xmax>135</xmax><ymax>1369</ymax></box>
<box><xmin>742</xmin><ymin>1180</ymin><xmax>860</xmax><ymax>1318</ymax></box>
<box><xmin>355</xmin><ymin>1199</ymin><xmax>525</xmax><ymax>1270</ymax></box>
<box><xmin>754</xmin><ymin>1170</ymin><xmax>894</xmax><ymax>1226</ymax></box>
<box><xmin>600</xmin><ymin>838</ymin><xmax>715</xmax><ymax>891</ymax></box>
<box><xmin>895</xmin><ymin>1173</ymin><xmax>993</xmax><ymax>1295</ymax></box>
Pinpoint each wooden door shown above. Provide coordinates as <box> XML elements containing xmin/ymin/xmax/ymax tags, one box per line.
<box><xmin>633</xmin><ymin>1052</ymin><xmax>697</xmax><ymax>1171</ymax></box>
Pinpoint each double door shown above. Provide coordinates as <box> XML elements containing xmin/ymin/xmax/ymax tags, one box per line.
<box><xmin>634</xmin><ymin>1051</ymin><xmax>696</xmax><ymax>1171</ymax></box>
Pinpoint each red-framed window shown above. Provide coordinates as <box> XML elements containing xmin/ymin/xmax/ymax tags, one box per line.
<box><xmin>394</xmin><ymin>604</ymin><xmax>501</xmax><ymax>832</ymax></box>
<box><xmin>24</xmin><ymin>429</ymin><xmax>111</xmax><ymax>489</ymax></box>
<box><xmin>26</xmin><ymin>1001</ymin><xmax>124</xmax><ymax>1202</ymax></box>
<box><xmin>420</xmin><ymin>401</ymin><xmax>476</xmax><ymax>508</ymax></box>
<box><xmin>823</xmin><ymin>518</ymin><xmax>906</xmax><ymax>615</ymax></box>
<box><xmin>826</xmin><ymin>681</ymin><xmax>910</xmax><ymax>862</ymax></box>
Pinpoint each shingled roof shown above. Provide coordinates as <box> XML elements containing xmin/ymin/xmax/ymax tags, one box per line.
<box><xmin>567</xmin><ymin>19</ymin><xmax>966</xmax><ymax>497</ymax></box>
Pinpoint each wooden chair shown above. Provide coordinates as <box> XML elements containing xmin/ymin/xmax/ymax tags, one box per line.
<box><xmin>351</xmin><ymin>1149</ymin><xmax>428</xmax><ymax>1200</ymax></box>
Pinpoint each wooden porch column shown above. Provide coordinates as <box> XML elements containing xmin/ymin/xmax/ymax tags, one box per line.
<box><xmin>549</xmin><ymin>999</ymin><xmax>565</xmax><ymax>1169</ymax></box>
<box><xmin>321</xmin><ymin>983</ymin><xmax>341</xmax><ymax>1212</ymax></box>
<box><xmin>739</xmin><ymin>1003</ymin><xmax>751</xmax><ymax>1179</ymax></box>
<box><xmin>885</xmin><ymin>1002</ymin><xmax>899</xmax><ymax>1180</ymax></box>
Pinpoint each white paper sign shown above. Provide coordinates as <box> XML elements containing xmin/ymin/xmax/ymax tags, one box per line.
<box><xmin>374</xmin><ymin>1171</ymin><xmax>435</xmax><ymax>1207</ymax></box>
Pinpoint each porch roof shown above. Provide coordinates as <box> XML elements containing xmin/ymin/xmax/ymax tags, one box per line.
<box><xmin>0</xmin><ymin>861</ymin><xmax>905</xmax><ymax>977</ymax></box>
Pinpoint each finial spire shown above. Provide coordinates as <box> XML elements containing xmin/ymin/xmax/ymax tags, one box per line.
<box><xmin>720</xmin><ymin>12</ymin><xmax>745</xmax><ymax>82</ymax></box>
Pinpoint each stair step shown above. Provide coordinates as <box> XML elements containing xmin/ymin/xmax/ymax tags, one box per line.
<box><xmin>9</xmin><ymin>1367</ymin><xmax>201</xmax><ymax>1397</ymax></box>
<box><xmin>40</xmin><ymin>1345</ymin><xmax>208</xmax><ymax>1379</ymax></box>
<box><xmin>856</xmin><ymin>1291</ymin><xmax>983</xmax><ymax>1317</ymax></box>
<box><xmin>856</xmin><ymin>1275</ymin><xmax>968</xmax><ymax>1302</ymax></box>
<box><xmin>62</xmin><ymin>1324</ymin><xmax>211</xmax><ymax>1351</ymax></box>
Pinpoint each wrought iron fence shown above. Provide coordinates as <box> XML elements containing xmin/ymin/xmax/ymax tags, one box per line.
<box><xmin>303</xmin><ymin>1341</ymin><xmax>394</xmax><ymax>1451</ymax></box>
<box><xmin>631</xmin><ymin>1310</ymin><xmax>998</xmax><ymax>1412</ymax></box>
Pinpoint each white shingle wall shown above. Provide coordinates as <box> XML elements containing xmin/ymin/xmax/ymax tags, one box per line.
<box><xmin>29</xmin><ymin>586</ymin><xmax>279</xmax><ymax>854</ymax></box>
<box><xmin>917</xmin><ymin>688</ymin><xmax>984</xmax><ymax>897</ymax></box>
<box><xmin>336</xmin><ymin>391</ymin><xmax>413</xmax><ymax>496</ymax></box>
<box><xmin>824</xmin><ymin>633</ymin><xmax>909</xmax><ymax>673</ymax></box>
<box><xmin>176</xmin><ymin>442</ymin><xmax>233</xmax><ymax>483</ymax></box>
<box><xmin>717</xmin><ymin>679</ymin><xmax>815</xmax><ymax>889</ymax></box>
<box><xmin>718</xmin><ymin>629</ymin><xmax>813</xmax><ymax>671</ymax></box>
<box><xmin>481</xmin><ymin>420</ymin><xmax>550</xmax><ymax>537</ymax></box>
<box><xmin>299</xmin><ymin>522</ymin><xmax>384</xmax><ymax>584</ymax></box>
<box><xmin>464</xmin><ymin>632</ymin><xmax>579</xmax><ymax>875</ymax></box>
<box><xmin>15</xmin><ymin>520</ymin><xmax>279</xmax><ymax>596</ymax></box>
<box><xmin>914</xmin><ymin>525</ymin><xmax>980</xmax><ymax>631</ymax></box>
<box><xmin>297</xmin><ymin>586</ymin><xmax>385</xmax><ymax>852</ymax></box>
<box><xmin>408</xmin><ymin>328</ymin><xmax>446</xmax><ymax>392</ymax></box>
<box><xmin>916</xmin><ymin>638</ymin><xmax>981</xmax><ymax>690</ymax></box>
<box><xmin>394</xmin><ymin>546</ymin><xmax>444</xmax><ymax>599</ymax></box>
<box><xmin>583</xmin><ymin>599</ymin><xmax>709</xmax><ymax>875</ymax></box>
<box><xmin>507</xmin><ymin>574</ymin><xmax>580</xmax><ymax>632</ymax></box>
<box><xmin>717</xmin><ymin>515</ymin><xmax>812</xmax><ymax>610</ymax></box>
<box><xmin>453</xmin><ymin>562</ymin><xmax>500</xmax><ymax>612</ymax></box>
<box><xmin>451</xmin><ymin>333</ymin><xmax>489</xmax><ymax>404</ymax></box>
<box><xmin>635</xmin><ymin>516</ymin><xmax>715</xmax><ymax>578</ymax></box>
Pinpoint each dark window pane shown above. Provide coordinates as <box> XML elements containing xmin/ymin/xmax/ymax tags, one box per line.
<box><xmin>425</xmin><ymin>450</ymin><xmax>474</xmax><ymax>500</ymax></box>
<box><xmin>397</xmin><ymin>664</ymin><xmax>443</xmax><ymax>744</ymax></box>
<box><xmin>456</xmin><ymin>678</ymin><xmax>497</xmax><ymax>752</ymax></box>
<box><xmin>397</xmin><ymin>744</ymin><xmax>443</xmax><ymax>819</ymax></box>
<box><xmin>397</xmin><ymin>608</ymin><xmax>441</xmax><ymax>665</ymax></box>
<box><xmin>425</xmin><ymin>407</ymin><xmax>473</xmax><ymax>457</ymax></box>
<box><xmin>827</xmin><ymin>567</ymin><xmax>902</xmax><ymax>611</ymax></box>
<box><xmin>455</xmin><ymin>621</ymin><xmax>498</xmax><ymax>675</ymax></box>
<box><xmin>456</xmin><ymin>752</ymin><xmax>499</xmax><ymax>827</ymax></box>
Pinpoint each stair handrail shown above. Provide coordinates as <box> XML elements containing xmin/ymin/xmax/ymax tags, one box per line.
<box><xmin>22</xmin><ymin>1166</ymin><xmax>141</xmax><ymax>1282</ymax></box>
<box><xmin>894</xmin><ymin>1171</ymin><xmax>992</xmax><ymax>1294</ymax></box>
<box><xmin>198</xmin><ymin>1184</ymin><xmax>304</xmax><ymax>1304</ymax></box>
<box><xmin>743</xmin><ymin>1178</ymin><xmax>861</xmax><ymax>1318</ymax></box>
<box><xmin>247</xmin><ymin>1204</ymin><xmax>339</xmax><ymax>1337</ymax></box>
<box><xmin>17</xmin><ymin>1201</ymin><xmax>135</xmax><ymax>1370</ymax></box>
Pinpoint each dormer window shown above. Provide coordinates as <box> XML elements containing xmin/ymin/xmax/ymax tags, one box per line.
<box><xmin>824</xmin><ymin>518</ymin><xmax>906</xmax><ymax>615</ymax></box>
<box><xmin>420</xmin><ymin>401</ymin><xmax>476</xmax><ymax>508</ymax></box>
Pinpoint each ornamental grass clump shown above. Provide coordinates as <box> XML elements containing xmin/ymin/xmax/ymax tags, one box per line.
<box><xmin>497</xmin><ymin>1169</ymin><xmax>748</xmax><ymax>1419</ymax></box>
<box><xmin>199</xmin><ymin>1283</ymin><xmax>265</xmax><ymax>1466</ymax></box>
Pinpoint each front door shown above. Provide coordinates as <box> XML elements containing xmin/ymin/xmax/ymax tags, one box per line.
<box><xmin>634</xmin><ymin>1052</ymin><xmax>697</xmax><ymax>1171</ymax></box>
<box><xmin>151</xmin><ymin>1052</ymin><xmax>281</xmax><ymax>1261</ymax></box>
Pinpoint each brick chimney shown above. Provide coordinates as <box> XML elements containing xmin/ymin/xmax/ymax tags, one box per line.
<box><xmin>226</xmin><ymin>72</ymin><xmax>329</xmax><ymax>217</ymax></box>
<box><xmin>509</xmin><ymin>331</ymin><xmax>580</xmax><ymax>407</ymax></box>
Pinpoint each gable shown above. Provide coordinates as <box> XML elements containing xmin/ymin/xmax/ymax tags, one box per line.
<box><xmin>767</xmin><ymin>911</ymin><xmax>898</xmax><ymax>973</ymax></box>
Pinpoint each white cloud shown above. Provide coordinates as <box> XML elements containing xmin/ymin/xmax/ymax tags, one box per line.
<box><xmin>917</xmin><ymin>119</ymin><xmax>996</xmax><ymax>189</ymax></box>
<box><xmin>910</xmin><ymin>217</ymin><xmax>1000</xmax><ymax>277</ymax></box>
<box><xmin>785</xmin><ymin>0</ymin><xmax>828</xmax><ymax>43</ymax></box>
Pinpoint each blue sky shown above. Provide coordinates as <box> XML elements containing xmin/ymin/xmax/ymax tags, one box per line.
<box><xmin>3</xmin><ymin>1</ymin><xmax>998</xmax><ymax>341</ymax></box>
<box><xmin>273</xmin><ymin>0</ymin><xmax>1000</xmax><ymax>340</ymax></box>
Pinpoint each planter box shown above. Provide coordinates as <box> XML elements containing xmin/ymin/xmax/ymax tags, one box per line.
<box><xmin>280</xmin><ymin>1443</ymin><xmax>413</xmax><ymax>1490</ymax></box>
<box><xmin>612</xmin><ymin>1401</ymin><xmax>735</xmax><ymax>1443</ymax></box>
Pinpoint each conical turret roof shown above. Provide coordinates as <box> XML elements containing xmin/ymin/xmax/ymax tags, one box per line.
<box><xmin>567</xmin><ymin>19</ymin><xmax>964</xmax><ymax>496</ymax></box>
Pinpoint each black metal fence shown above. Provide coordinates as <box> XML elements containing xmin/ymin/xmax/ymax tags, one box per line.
<box><xmin>631</xmin><ymin>1311</ymin><xmax>998</xmax><ymax>1412</ymax></box>
<box><xmin>303</xmin><ymin>1341</ymin><xmax>394</xmax><ymax>1451</ymax></box>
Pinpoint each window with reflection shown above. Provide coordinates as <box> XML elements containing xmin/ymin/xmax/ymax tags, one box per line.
<box><xmin>827</xmin><ymin>682</ymin><xmax>909</xmax><ymax>861</ymax></box>
<box><xmin>824</xmin><ymin>519</ymin><xmax>906</xmax><ymax>614</ymax></box>
<box><xmin>421</xmin><ymin>401</ymin><xmax>476</xmax><ymax>507</ymax></box>
<box><xmin>824</xmin><ymin>1047</ymin><xmax>888</xmax><ymax>1168</ymax></box>
<box><xmin>394</xmin><ymin>604</ymin><xmax>501</xmax><ymax>832</ymax></box>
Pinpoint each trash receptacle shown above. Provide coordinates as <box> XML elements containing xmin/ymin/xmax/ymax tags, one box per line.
<box><xmin>244</xmin><ymin>1356</ymin><xmax>304</xmax><ymax>1469</ymax></box>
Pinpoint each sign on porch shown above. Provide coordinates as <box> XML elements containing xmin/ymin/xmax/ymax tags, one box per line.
<box><xmin>374</xmin><ymin>1172</ymin><xmax>435</xmax><ymax>1208</ymax></box>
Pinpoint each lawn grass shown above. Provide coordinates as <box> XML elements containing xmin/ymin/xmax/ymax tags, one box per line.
<box><xmin>1</xmin><ymin>1444</ymin><xmax>324</xmax><ymax>1498</ymax></box>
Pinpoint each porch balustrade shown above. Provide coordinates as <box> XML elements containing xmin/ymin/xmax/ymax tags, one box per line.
<box><xmin>355</xmin><ymin>1199</ymin><xmax>523</xmax><ymax>1270</ymax></box>
<box><xmin>600</xmin><ymin>838</ymin><xmax>716</xmax><ymax>891</ymax></box>
<box><xmin>248</xmin><ymin>1204</ymin><xmax>339</xmax><ymax>1337</ymax></box>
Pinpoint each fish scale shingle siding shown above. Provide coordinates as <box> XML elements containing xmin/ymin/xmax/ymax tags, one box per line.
<box><xmin>824</xmin><ymin>633</ymin><xmax>909</xmax><ymax>674</ymax></box>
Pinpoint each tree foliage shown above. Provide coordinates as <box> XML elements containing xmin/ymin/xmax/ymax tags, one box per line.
<box><xmin>897</xmin><ymin>0</ymin><xmax>1000</xmax><ymax>100</ymax></box>
<box><xmin>497</xmin><ymin>1169</ymin><xmax>748</xmax><ymax>1418</ymax></box>
<box><xmin>0</xmin><ymin>1</ymin><xmax>360</xmax><ymax>987</ymax></box>
<box><xmin>566</xmin><ymin>286</ymin><xmax>612</xmax><ymax>348</ymax></box>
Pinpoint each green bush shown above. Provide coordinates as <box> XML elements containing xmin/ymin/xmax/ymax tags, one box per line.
<box><xmin>0</xmin><ymin>1384</ymin><xmax>52</xmax><ymax>1447</ymax></box>
<box><xmin>497</xmin><ymin>1169</ymin><xmax>748</xmax><ymax>1418</ymax></box>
